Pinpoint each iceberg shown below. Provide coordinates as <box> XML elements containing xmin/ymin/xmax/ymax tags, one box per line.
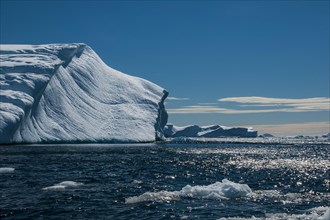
<box><xmin>0</xmin><ymin>44</ymin><xmax>168</xmax><ymax>144</ymax></box>
<box><xmin>321</xmin><ymin>133</ymin><xmax>330</xmax><ymax>139</ymax></box>
<box><xmin>259</xmin><ymin>133</ymin><xmax>274</xmax><ymax>138</ymax></box>
<box><xmin>164</xmin><ymin>124</ymin><xmax>257</xmax><ymax>138</ymax></box>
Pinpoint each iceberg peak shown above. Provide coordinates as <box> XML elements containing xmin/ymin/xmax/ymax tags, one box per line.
<box><xmin>0</xmin><ymin>43</ymin><xmax>168</xmax><ymax>144</ymax></box>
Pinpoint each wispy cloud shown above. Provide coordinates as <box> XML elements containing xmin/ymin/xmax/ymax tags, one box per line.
<box><xmin>197</xmin><ymin>102</ymin><xmax>218</xmax><ymax>105</ymax></box>
<box><xmin>167</xmin><ymin>96</ymin><xmax>330</xmax><ymax>114</ymax></box>
<box><xmin>167</xmin><ymin>106</ymin><xmax>326</xmax><ymax>114</ymax></box>
<box><xmin>167</xmin><ymin>97</ymin><xmax>190</xmax><ymax>101</ymax></box>
<box><xmin>218</xmin><ymin>97</ymin><xmax>329</xmax><ymax>104</ymax></box>
<box><xmin>167</xmin><ymin>106</ymin><xmax>228</xmax><ymax>114</ymax></box>
<box><xmin>218</xmin><ymin>96</ymin><xmax>329</xmax><ymax>111</ymax></box>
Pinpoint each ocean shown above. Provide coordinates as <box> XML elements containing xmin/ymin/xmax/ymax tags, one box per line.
<box><xmin>1</xmin><ymin>141</ymin><xmax>329</xmax><ymax>219</ymax></box>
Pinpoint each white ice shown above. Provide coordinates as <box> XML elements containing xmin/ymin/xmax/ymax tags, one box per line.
<box><xmin>0</xmin><ymin>44</ymin><xmax>168</xmax><ymax>144</ymax></box>
<box><xmin>42</xmin><ymin>181</ymin><xmax>83</xmax><ymax>190</ymax></box>
<box><xmin>164</xmin><ymin>124</ymin><xmax>257</xmax><ymax>138</ymax></box>
<box><xmin>0</xmin><ymin>167</ymin><xmax>15</xmax><ymax>173</ymax></box>
<box><xmin>125</xmin><ymin>179</ymin><xmax>252</xmax><ymax>204</ymax></box>
<box><xmin>218</xmin><ymin>206</ymin><xmax>330</xmax><ymax>220</ymax></box>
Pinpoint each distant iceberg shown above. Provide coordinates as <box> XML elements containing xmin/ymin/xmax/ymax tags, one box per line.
<box><xmin>0</xmin><ymin>44</ymin><xmax>168</xmax><ymax>144</ymax></box>
<box><xmin>259</xmin><ymin>133</ymin><xmax>274</xmax><ymax>138</ymax></box>
<box><xmin>164</xmin><ymin>124</ymin><xmax>257</xmax><ymax>138</ymax></box>
<box><xmin>321</xmin><ymin>133</ymin><xmax>330</xmax><ymax>139</ymax></box>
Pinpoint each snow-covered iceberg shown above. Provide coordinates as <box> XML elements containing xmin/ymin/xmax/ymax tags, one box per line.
<box><xmin>0</xmin><ymin>44</ymin><xmax>168</xmax><ymax>144</ymax></box>
<box><xmin>164</xmin><ymin>124</ymin><xmax>257</xmax><ymax>138</ymax></box>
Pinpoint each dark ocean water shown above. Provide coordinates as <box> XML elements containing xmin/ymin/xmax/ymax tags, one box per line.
<box><xmin>0</xmin><ymin>142</ymin><xmax>329</xmax><ymax>219</ymax></box>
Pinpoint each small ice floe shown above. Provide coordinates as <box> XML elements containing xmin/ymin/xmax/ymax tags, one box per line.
<box><xmin>132</xmin><ymin>180</ymin><xmax>143</xmax><ymax>184</ymax></box>
<box><xmin>125</xmin><ymin>179</ymin><xmax>252</xmax><ymax>204</ymax></box>
<box><xmin>0</xmin><ymin>167</ymin><xmax>15</xmax><ymax>173</ymax></box>
<box><xmin>43</xmin><ymin>181</ymin><xmax>83</xmax><ymax>190</ymax></box>
<box><xmin>218</xmin><ymin>206</ymin><xmax>330</xmax><ymax>220</ymax></box>
<box><xmin>310</xmin><ymin>207</ymin><xmax>330</xmax><ymax>220</ymax></box>
<box><xmin>266</xmin><ymin>207</ymin><xmax>330</xmax><ymax>220</ymax></box>
<box><xmin>322</xmin><ymin>208</ymin><xmax>330</xmax><ymax>220</ymax></box>
<box><xmin>165</xmin><ymin>175</ymin><xmax>176</xmax><ymax>179</ymax></box>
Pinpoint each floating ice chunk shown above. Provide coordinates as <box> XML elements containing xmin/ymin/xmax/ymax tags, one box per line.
<box><xmin>126</xmin><ymin>190</ymin><xmax>180</xmax><ymax>204</ymax></box>
<box><xmin>218</xmin><ymin>206</ymin><xmax>330</xmax><ymax>220</ymax></box>
<box><xmin>263</xmin><ymin>208</ymin><xmax>330</xmax><ymax>220</ymax></box>
<box><xmin>323</xmin><ymin>208</ymin><xmax>330</xmax><ymax>220</ymax></box>
<box><xmin>125</xmin><ymin>179</ymin><xmax>252</xmax><ymax>204</ymax></box>
<box><xmin>42</xmin><ymin>181</ymin><xmax>83</xmax><ymax>190</ymax></box>
<box><xmin>132</xmin><ymin>180</ymin><xmax>143</xmax><ymax>184</ymax></box>
<box><xmin>310</xmin><ymin>207</ymin><xmax>330</xmax><ymax>220</ymax></box>
<box><xmin>181</xmin><ymin>179</ymin><xmax>252</xmax><ymax>200</ymax></box>
<box><xmin>0</xmin><ymin>167</ymin><xmax>15</xmax><ymax>173</ymax></box>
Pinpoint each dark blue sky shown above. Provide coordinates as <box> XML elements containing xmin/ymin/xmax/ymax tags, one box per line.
<box><xmin>1</xmin><ymin>1</ymin><xmax>329</xmax><ymax>135</ymax></box>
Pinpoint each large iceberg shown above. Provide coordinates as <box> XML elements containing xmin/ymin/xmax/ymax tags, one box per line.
<box><xmin>0</xmin><ymin>44</ymin><xmax>168</xmax><ymax>144</ymax></box>
<box><xmin>164</xmin><ymin>124</ymin><xmax>257</xmax><ymax>138</ymax></box>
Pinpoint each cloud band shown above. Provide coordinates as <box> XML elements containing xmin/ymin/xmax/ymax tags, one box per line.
<box><xmin>167</xmin><ymin>96</ymin><xmax>330</xmax><ymax>114</ymax></box>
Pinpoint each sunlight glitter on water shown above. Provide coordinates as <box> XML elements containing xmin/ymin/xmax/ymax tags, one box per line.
<box><xmin>0</xmin><ymin>143</ymin><xmax>329</xmax><ymax>219</ymax></box>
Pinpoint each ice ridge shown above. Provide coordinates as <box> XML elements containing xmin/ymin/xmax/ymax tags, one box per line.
<box><xmin>0</xmin><ymin>44</ymin><xmax>168</xmax><ymax>144</ymax></box>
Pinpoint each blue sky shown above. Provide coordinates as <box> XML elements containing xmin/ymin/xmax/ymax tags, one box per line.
<box><xmin>1</xmin><ymin>0</ymin><xmax>329</xmax><ymax>135</ymax></box>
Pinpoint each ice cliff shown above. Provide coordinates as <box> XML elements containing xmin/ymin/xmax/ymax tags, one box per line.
<box><xmin>0</xmin><ymin>44</ymin><xmax>168</xmax><ymax>144</ymax></box>
<box><xmin>164</xmin><ymin>124</ymin><xmax>257</xmax><ymax>138</ymax></box>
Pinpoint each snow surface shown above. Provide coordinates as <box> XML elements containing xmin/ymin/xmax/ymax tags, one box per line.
<box><xmin>0</xmin><ymin>44</ymin><xmax>168</xmax><ymax>144</ymax></box>
<box><xmin>164</xmin><ymin>124</ymin><xmax>257</xmax><ymax>138</ymax></box>
<box><xmin>125</xmin><ymin>179</ymin><xmax>252</xmax><ymax>204</ymax></box>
